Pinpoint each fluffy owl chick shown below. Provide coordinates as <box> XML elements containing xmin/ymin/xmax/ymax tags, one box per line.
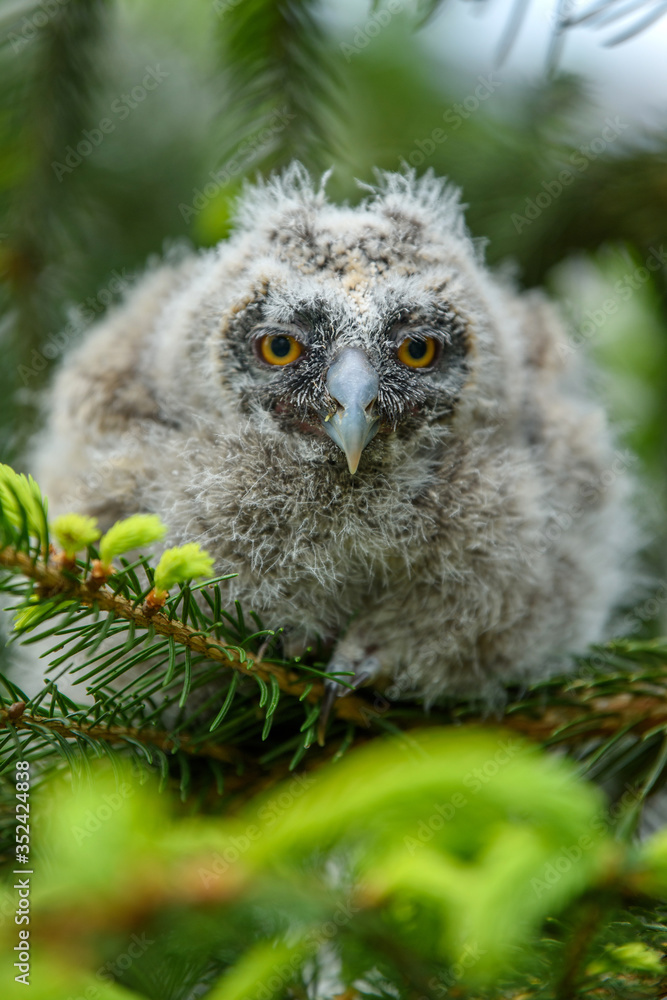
<box><xmin>34</xmin><ymin>164</ymin><xmax>634</xmax><ymax>707</ymax></box>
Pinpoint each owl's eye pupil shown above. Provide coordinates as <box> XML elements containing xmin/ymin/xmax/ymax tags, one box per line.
<box><xmin>259</xmin><ymin>332</ymin><xmax>303</xmax><ymax>366</ymax></box>
<box><xmin>407</xmin><ymin>340</ymin><xmax>427</xmax><ymax>360</ymax></box>
<box><xmin>270</xmin><ymin>336</ymin><xmax>291</xmax><ymax>358</ymax></box>
<box><xmin>396</xmin><ymin>334</ymin><xmax>437</xmax><ymax>369</ymax></box>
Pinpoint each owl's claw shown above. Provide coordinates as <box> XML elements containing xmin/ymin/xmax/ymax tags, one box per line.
<box><xmin>317</xmin><ymin>655</ymin><xmax>378</xmax><ymax>745</ymax></box>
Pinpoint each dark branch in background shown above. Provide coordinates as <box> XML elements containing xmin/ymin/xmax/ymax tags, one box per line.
<box><xmin>0</xmin><ymin>0</ymin><xmax>109</xmax><ymax>458</ymax></box>
<box><xmin>563</xmin><ymin>0</ymin><xmax>667</xmax><ymax>45</ymax></box>
<box><xmin>214</xmin><ymin>0</ymin><xmax>342</xmax><ymax>172</ymax></box>
<box><xmin>418</xmin><ymin>0</ymin><xmax>667</xmax><ymax>64</ymax></box>
<box><xmin>1</xmin><ymin>0</ymin><xmax>109</xmax><ymax>311</ymax></box>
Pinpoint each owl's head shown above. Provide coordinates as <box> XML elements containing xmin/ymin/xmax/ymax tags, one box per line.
<box><xmin>170</xmin><ymin>165</ymin><xmax>511</xmax><ymax>477</ymax></box>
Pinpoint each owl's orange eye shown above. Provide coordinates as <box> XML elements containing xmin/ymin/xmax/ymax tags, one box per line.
<box><xmin>396</xmin><ymin>336</ymin><xmax>437</xmax><ymax>369</ymax></box>
<box><xmin>259</xmin><ymin>334</ymin><xmax>303</xmax><ymax>366</ymax></box>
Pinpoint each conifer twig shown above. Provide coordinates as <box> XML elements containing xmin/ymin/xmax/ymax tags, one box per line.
<box><xmin>3</xmin><ymin>546</ymin><xmax>667</xmax><ymax>751</ymax></box>
<box><xmin>501</xmin><ymin>689</ymin><xmax>667</xmax><ymax>743</ymax></box>
<box><xmin>0</xmin><ymin>703</ymin><xmax>244</xmax><ymax>765</ymax></box>
<box><xmin>0</xmin><ymin>545</ymin><xmax>369</xmax><ymax>725</ymax></box>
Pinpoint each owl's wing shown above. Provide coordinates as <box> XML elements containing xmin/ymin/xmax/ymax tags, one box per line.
<box><xmin>32</xmin><ymin>258</ymin><xmax>195</xmax><ymax>528</ymax></box>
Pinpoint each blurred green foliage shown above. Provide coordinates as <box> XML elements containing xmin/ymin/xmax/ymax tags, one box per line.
<box><xmin>4</xmin><ymin>729</ymin><xmax>667</xmax><ymax>999</ymax></box>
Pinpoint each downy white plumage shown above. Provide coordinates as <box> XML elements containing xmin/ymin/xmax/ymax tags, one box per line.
<box><xmin>33</xmin><ymin>164</ymin><xmax>637</xmax><ymax>706</ymax></box>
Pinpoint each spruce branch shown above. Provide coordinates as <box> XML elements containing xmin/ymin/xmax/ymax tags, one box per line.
<box><xmin>490</xmin><ymin>686</ymin><xmax>667</xmax><ymax>745</ymax></box>
<box><xmin>215</xmin><ymin>0</ymin><xmax>342</xmax><ymax>171</ymax></box>
<box><xmin>0</xmin><ymin>543</ymin><xmax>367</xmax><ymax>726</ymax></box>
<box><xmin>0</xmin><ymin>702</ymin><xmax>244</xmax><ymax>766</ymax></box>
<box><xmin>4</xmin><ymin>542</ymin><xmax>667</xmax><ymax>750</ymax></box>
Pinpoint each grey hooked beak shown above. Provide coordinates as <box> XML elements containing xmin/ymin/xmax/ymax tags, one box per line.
<box><xmin>322</xmin><ymin>348</ymin><xmax>380</xmax><ymax>474</ymax></box>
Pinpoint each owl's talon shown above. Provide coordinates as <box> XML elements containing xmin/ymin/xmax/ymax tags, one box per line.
<box><xmin>317</xmin><ymin>684</ymin><xmax>340</xmax><ymax>745</ymax></box>
<box><xmin>317</xmin><ymin>675</ymin><xmax>352</xmax><ymax>746</ymax></box>
<box><xmin>317</xmin><ymin>658</ymin><xmax>377</xmax><ymax>745</ymax></box>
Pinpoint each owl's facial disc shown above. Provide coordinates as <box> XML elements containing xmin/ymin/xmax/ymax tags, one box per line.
<box><xmin>322</xmin><ymin>348</ymin><xmax>380</xmax><ymax>474</ymax></box>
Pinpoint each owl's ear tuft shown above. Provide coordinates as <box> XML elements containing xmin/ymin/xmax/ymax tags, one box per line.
<box><xmin>359</xmin><ymin>166</ymin><xmax>472</xmax><ymax>249</ymax></box>
<box><xmin>232</xmin><ymin>161</ymin><xmax>332</xmax><ymax>235</ymax></box>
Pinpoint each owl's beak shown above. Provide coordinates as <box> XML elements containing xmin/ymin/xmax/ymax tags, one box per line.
<box><xmin>322</xmin><ymin>348</ymin><xmax>380</xmax><ymax>474</ymax></box>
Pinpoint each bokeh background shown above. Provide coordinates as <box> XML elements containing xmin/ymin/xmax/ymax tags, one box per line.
<box><xmin>1</xmin><ymin>0</ymin><xmax>666</xmax><ymax>613</ymax></box>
